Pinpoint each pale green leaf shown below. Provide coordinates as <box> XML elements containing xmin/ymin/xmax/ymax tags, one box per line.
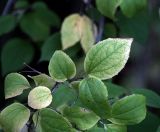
<box><xmin>109</xmin><ymin>94</ymin><xmax>146</xmax><ymax>125</ymax></box>
<box><xmin>5</xmin><ymin>73</ymin><xmax>30</xmax><ymax>99</ymax></box>
<box><xmin>48</xmin><ymin>50</ymin><xmax>76</xmax><ymax>82</ymax></box>
<box><xmin>33</xmin><ymin>108</ymin><xmax>74</xmax><ymax>132</ymax></box>
<box><xmin>0</xmin><ymin>15</ymin><xmax>16</xmax><ymax>36</ymax></box>
<box><xmin>84</xmin><ymin>38</ymin><xmax>133</xmax><ymax>80</ymax></box>
<box><xmin>63</xmin><ymin>106</ymin><xmax>100</xmax><ymax>130</ymax></box>
<box><xmin>40</xmin><ymin>33</ymin><xmax>61</xmax><ymax>61</ymax></box>
<box><xmin>0</xmin><ymin>103</ymin><xmax>30</xmax><ymax>132</ymax></box>
<box><xmin>1</xmin><ymin>38</ymin><xmax>34</xmax><ymax>75</ymax></box>
<box><xmin>51</xmin><ymin>84</ymin><xmax>77</xmax><ymax>111</ymax></box>
<box><xmin>96</xmin><ymin>0</ymin><xmax>121</xmax><ymax>19</ymax></box>
<box><xmin>131</xmin><ymin>88</ymin><xmax>160</xmax><ymax>108</ymax></box>
<box><xmin>120</xmin><ymin>0</ymin><xmax>147</xmax><ymax>17</ymax></box>
<box><xmin>28</xmin><ymin>86</ymin><xmax>52</xmax><ymax>109</ymax></box>
<box><xmin>79</xmin><ymin>77</ymin><xmax>111</xmax><ymax>119</ymax></box>
<box><xmin>107</xmin><ymin>124</ymin><xmax>127</xmax><ymax>132</ymax></box>
<box><xmin>30</xmin><ymin>74</ymin><xmax>56</xmax><ymax>89</ymax></box>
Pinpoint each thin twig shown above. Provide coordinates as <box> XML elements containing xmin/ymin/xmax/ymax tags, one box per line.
<box><xmin>96</xmin><ymin>16</ymin><xmax>105</xmax><ymax>43</ymax></box>
<box><xmin>2</xmin><ymin>0</ymin><xmax>16</xmax><ymax>16</ymax></box>
<box><xmin>23</xmin><ymin>63</ymin><xmax>42</xmax><ymax>74</ymax></box>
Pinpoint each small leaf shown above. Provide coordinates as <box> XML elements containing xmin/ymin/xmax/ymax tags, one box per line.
<box><xmin>48</xmin><ymin>50</ymin><xmax>76</xmax><ymax>82</ymax></box>
<box><xmin>96</xmin><ymin>0</ymin><xmax>121</xmax><ymax>20</ymax></box>
<box><xmin>120</xmin><ymin>0</ymin><xmax>147</xmax><ymax>17</ymax></box>
<box><xmin>107</xmin><ymin>124</ymin><xmax>127</xmax><ymax>132</ymax></box>
<box><xmin>63</xmin><ymin>106</ymin><xmax>100</xmax><ymax>130</ymax></box>
<box><xmin>28</xmin><ymin>86</ymin><xmax>52</xmax><ymax>109</ymax></box>
<box><xmin>0</xmin><ymin>103</ymin><xmax>30</xmax><ymax>132</ymax></box>
<box><xmin>1</xmin><ymin>38</ymin><xmax>34</xmax><ymax>75</ymax></box>
<box><xmin>20</xmin><ymin>12</ymin><xmax>49</xmax><ymax>42</ymax></box>
<box><xmin>79</xmin><ymin>77</ymin><xmax>111</xmax><ymax>119</ymax></box>
<box><xmin>5</xmin><ymin>73</ymin><xmax>30</xmax><ymax>99</ymax></box>
<box><xmin>30</xmin><ymin>74</ymin><xmax>56</xmax><ymax>89</ymax></box>
<box><xmin>131</xmin><ymin>88</ymin><xmax>160</xmax><ymax>108</ymax></box>
<box><xmin>109</xmin><ymin>94</ymin><xmax>146</xmax><ymax>125</ymax></box>
<box><xmin>33</xmin><ymin>108</ymin><xmax>74</xmax><ymax>132</ymax></box>
<box><xmin>61</xmin><ymin>14</ymin><xmax>82</xmax><ymax>50</ymax></box>
<box><xmin>51</xmin><ymin>84</ymin><xmax>77</xmax><ymax>111</ymax></box>
<box><xmin>40</xmin><ymin>33</ymin><xmax>61</xmax><ymax>61</ymax></box>
<box><xmin>0</xmin><ymin>15</ymin><xmax>16</xmax><ymax>36</ymax></box>
<box><xmin>84</xmin><ymin>38</ymin><xmax>133</xmax><ymax>80</ymax></box>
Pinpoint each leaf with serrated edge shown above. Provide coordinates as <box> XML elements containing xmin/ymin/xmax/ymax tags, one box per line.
<box><xmin>28</xmin><ymin>86</ymin><xmax>52</xmax><ymax>109</ymax></box>
<box><xmin>5</xmin><ymin>73</ymin><xmax>30</xmax><ymax>99</ymax></box>
<box><xmin>48</xmin><ymin>50</ymin><xmax>76</xmax><ymax>82</ymax></box>
<box><xmin>79</xmin><ymin>77</ymin><xmax>111</xmax><ymax>119</ymax></box>
<box><xmin>84</xmin><ymin>38</ymin><xmax>133</xmax><ymax>80</ymax></box>
<box><xmin>109</xmin><ymin>94</ymin><xmax>146</xmax><ymax>125</ymax></box>
<box><xmin>0</xmin><ymin>103</ymin><xmax>30</xmax><ymax>132</ymax></box>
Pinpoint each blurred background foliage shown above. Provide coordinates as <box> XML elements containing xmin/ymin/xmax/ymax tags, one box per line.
<box><xmin>0</xmin><ymin>0</ymin><xmax>160</xmax><ymax>131</ymax></box>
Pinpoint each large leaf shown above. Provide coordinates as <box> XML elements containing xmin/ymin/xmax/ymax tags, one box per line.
<box><xmin>120</xmin><ymin>0</ymin><xmax>147</xmax><ymax>17</ymax></box>
<box><xmin>48</xmin><ymin>50</ymin><xmax>76</xmax><ymax>82</ymax></box>
<box><xmin>84</xmin><ymin>38</ymin><xmax>132</xmax><ymax>80</ymax></box>
<box><xmin>33</xmin><ymin>108</ymin><xmax>74</xmax><ymax>132</ymax></box>
<box><xmin>5</xmin><ymin>73</ymin><xmax>30</xmax><ymax>99</ymax></box>
<box><xmin>63</xmin><ymin>106</ymin><xmax>100</xmax><ymax>130</ymax></box>
<box><xmin>0</xmin><ymin>15</ymin><xmax>16</xmax><ymax>36</ymax></box>
<box><xmin>96</xmin><ymin>0</ymin><xmax>121</xmax><ymax>20</ymax></box>
<box><xmin>28</xmin><ymin>86</ymin><xmax>52</xmax><ymax>109</ymax></box>
<box><xmin>1</xmin><ymin>38</ymin><xmax>34</xmax><ymax>75</ymax></box>
<box><xmin>30</xmin><ymin>74</ymin><xmax>56</xmax><ymax>89</ymax></box>
<box><xmin>79</xmin><ymin>77</ymin><xmax>111</xmax><ymax>118</ymax></box>
<box><xmin>109</xmin><ymin>94</ymin><xmax>146</xmax><ymax>125</ymax></box>
<box><xmin>0</xmin><ymin>103</ymin><xmax>30</xmax><ymax>132</ymax></box>
<box><xmin>61</xmin><ymin>14</ymin><xmax>95</xmax><ymax>52</ymax></box>
<box><xmin>20</xmin><ymin>12</ymin><xmax>49</xmax><ymax>42</ymax></box>
<box><xmin>131</xmin><ymin>88</ymin><xmax>160</xmax><ymax>108</ymax></box>
<box><xmin>51</xmin><ymin>84</ymin><xmax>77</xmax><ymax>111</ymax></box>
<box><xmin>40</xmin><ymin>33</ymin><xmax>61</xmax><ymax>61</ymax></box>
<box><xmin>107</xmin><ymin>124</ymin><xmax>127</xmax><ymax>132</ymax></box>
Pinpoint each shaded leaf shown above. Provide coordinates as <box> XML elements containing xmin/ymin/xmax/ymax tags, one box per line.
<box><xmin>5</xmin><ymin>73</ymin><xmax>30</xmax><ymax>99</ymax></box>
<box><xmin>107</xmin><ymin>124</ymin><xmax>127</xmax><ymax>132</ymax></box>
<box><xmin>0</xmin><ymin>103</ymin><xmax>30</xmax><ymax>132</ymax></box>
<box><xmin>79</xmin><ymin>77</ymin><xmax>111</xmax><ymax>119</ymax></box>
<box><xmin>28</xmin><ymin>86</ymin><xmax>52</xmax><ymax>109</ymax></box>
<box><xmin>84</xmin><ymin>38</ymin><xmax>132</xmax><ymax>80</ymax></box>
<box><xmin>48</xmin><ymin>51</ymin><xmax>76</xmax><ymax>82</ymax></box>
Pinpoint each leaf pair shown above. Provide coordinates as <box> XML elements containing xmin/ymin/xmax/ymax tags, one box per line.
<box><xmin>61</xmin><ymin>14</ymin><xmax>96</xmax><ymax>53</ymax></box>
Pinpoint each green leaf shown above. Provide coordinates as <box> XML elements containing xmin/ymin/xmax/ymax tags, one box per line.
<box><xmin>51</xmin><ymin>84</ymin><xmax>77</xmax><ymax>111</ymax></box>
<box><xmin>28</xmin><ymin>86</ymin><xmax>52</xmax><ymax>109</ymax></box>
<box><xmin>20</xmin><ymin>12</ymin><xmax>49</xmax><ymax>42</ymax></box>
<box><xmin>15</xmin><ymin>0</ymin><xmax>29</xmax><ymax>9</ymax></box>
<box><xmin>40</xmin><ymin>33</ymin><xmax>61</xmax><ymax>61</ymax></box>
<box><xmin>33</xmin><ymin>108</ymin><xmax>74</xmax><ymax>132</ymax></box>
<box><xmin>84</xmin><ymin>38</ymin><xmax>132</xmax><ymax>80</ymax></box>
<box><xmin>48</xmin><ymin>50</ymin><xmax>76</xmax><ymax>82</ymax></box>
<box><xmin>104</xmin><ymin>82</ymin><xmax>126</xmax><ymax>98</ymax></box>
<box><xmin>0</xmin><ymin>103</ymin><xmax>30</xmax><ymax>132</ymax></box>
<box><xmin>61</xmin><ymin>14</ymin><xmax>95</xmax><ymax>52</ymax></box>
<box><xmin>63</xmin><ymin>106</ymin><xmax>100</xmax><ymax>130</ymax></box>
<box><xmin>30</xmin><ymin>74</ymin><xmax>56</xmax><ymax>89</ymax></box>
<box><xmin>0</xmin><ymin>15</ymin><xmax>16</xmax><ymax>36</ymax></box>
<box><xmin>79</xmin><ymin>77</ymin><xmax>111</xmax><ymax>119</ymax></box>
<box><xmin>86</xmin><ymin>125</ymin><xmax>105</xmax><ymax>132</ymax></box>
<box><xmin>109</xmin><ymin>94</ymin><xmax>146</xmax><ymax>125</ymax></box>
<box><xmin>131</xmin><ymin>88</ymin><xmax>160</xmax><ymax>108</ymax></box>
<box><xmin>104</xmin><ymin>23</ymin><xmax>117</xmax><ymax>38</ymax></box>
<box><xmin>61</xmin><ymin>14</ymin><xmax>82</xmax><ymax>50</ymax></box>
<box><xmin>4</xmin><ymin>73</ymin><xmax>30</xmax><ymax>99</ymax></box>
<box><xmin>1</xmin><ymin>38</ymin><xmax>34</xmax><ymax>75</ymax></box>
<box><xmin>120</xmin><ymin>0</ymin><xmax>147</xmax><ymax>17</ymax></box>
<box><xmin>107</xmin><ymin>124</ymin><xmax>127</xmax><ymax>132</ymax></box>
<box><xmin>96</xmin><ymin>0</ymin><xmax>121</xmax><ymax>20</ymax></box>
